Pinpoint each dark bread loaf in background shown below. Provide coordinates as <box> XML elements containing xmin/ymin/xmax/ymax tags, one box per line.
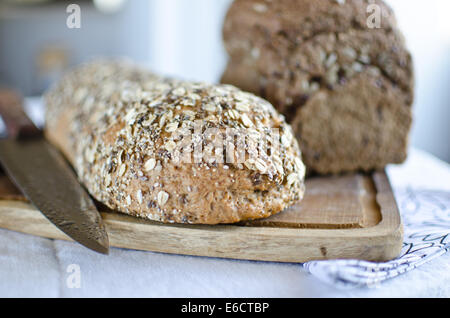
<box><xmin>221</xmin><ymin>0</ymin><xmax>414</xmax><ymax>174</ymax></box>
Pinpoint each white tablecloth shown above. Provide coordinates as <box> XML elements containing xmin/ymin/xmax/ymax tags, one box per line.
<box><xmin>1</xmin><ymin>99</ymin><xmax>449</xmax><ymax>297</ymax></box>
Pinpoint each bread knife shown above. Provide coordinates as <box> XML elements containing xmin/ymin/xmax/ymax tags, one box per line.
<box><xmin>0</xmin><ymin>89</ymin><xmax>109</xmax><ymax>254</ymax></box>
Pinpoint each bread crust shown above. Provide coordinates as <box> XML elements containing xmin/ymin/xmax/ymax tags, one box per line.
<box><xmin>222</xmin><ymin>0</ymin><xmax>414</xmax><ymax>174</ymax></box>
<box><xmin>44</xmin><ymin>61</ymin><xmax>305</xmax><ymax>224</ymax></box>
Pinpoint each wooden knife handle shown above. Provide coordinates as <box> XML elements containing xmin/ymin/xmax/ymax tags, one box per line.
<box><xmin>0</xmin><ymin>89</ymin><xmax>41</xmax><ymax>139</ymax></box>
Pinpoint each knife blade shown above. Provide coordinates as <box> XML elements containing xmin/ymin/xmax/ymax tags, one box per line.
<box><xmin>0</xmin><ymin>89</ymin><xmax>109</xmax><ymax>254</ymax></box>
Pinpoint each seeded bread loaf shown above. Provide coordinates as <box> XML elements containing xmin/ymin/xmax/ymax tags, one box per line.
<box><xmin>221</xmin><ymin>0</ymin><xmax>414</xmax><ymax>174</ymax></box>
<box><xmin>44</xmin><ymin>60</ymin><xmax>305</xmax><ymax>224</ymax></box>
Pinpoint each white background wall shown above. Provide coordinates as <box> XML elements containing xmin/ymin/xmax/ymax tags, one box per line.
<box><xmin>146</xmin><ymin>0</ymin><xmax>450</xmax><ymax>162</ymax></box>
<box><xmin>146</xmin><ymin>0</ymin><xmax>232</xmax><ymax>82</ymax></box>
<box><xmin>386</xmin><ymin>0</ymin><xmax>450</xmax><ymax>162</ymax></box>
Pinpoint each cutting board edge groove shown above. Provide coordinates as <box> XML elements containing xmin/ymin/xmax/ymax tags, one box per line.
<box><xmin>0</xmin><ymin>170</ymin><xmax>403</xmax><ymax>262</ymax></box>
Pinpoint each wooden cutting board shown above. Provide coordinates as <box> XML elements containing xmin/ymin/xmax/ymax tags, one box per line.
<box><xmin>0</xmin><ymin>170</ymin><xmax>402</xmax><ymax>262</ymax></box>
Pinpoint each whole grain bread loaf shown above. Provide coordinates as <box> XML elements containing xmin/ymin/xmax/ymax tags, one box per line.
<box><xmin>44</xmin><ymin>60</ymin><xmax>305</xmax><ymax>224</ymax></box>
<box><xmin>221</xmin><ymin>0</ymin><xmax>414</xmax><ymax>174</ymax></box>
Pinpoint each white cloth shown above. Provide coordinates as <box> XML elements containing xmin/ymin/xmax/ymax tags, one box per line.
<box><xmin>305</xmin><ymin>187</ymin><xmax>450</xmax><ymax>289</ymax></box>
<box><xmin>1</xmin><ymin>98</ymin><xmax>449</xmax><ymax>297</ymax></box>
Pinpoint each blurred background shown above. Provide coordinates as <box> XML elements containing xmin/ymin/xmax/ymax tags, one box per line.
<box><xmin>0</xmin><ymin>0</ymin><xmax>448</xmax><ymax>162</ymax></box>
